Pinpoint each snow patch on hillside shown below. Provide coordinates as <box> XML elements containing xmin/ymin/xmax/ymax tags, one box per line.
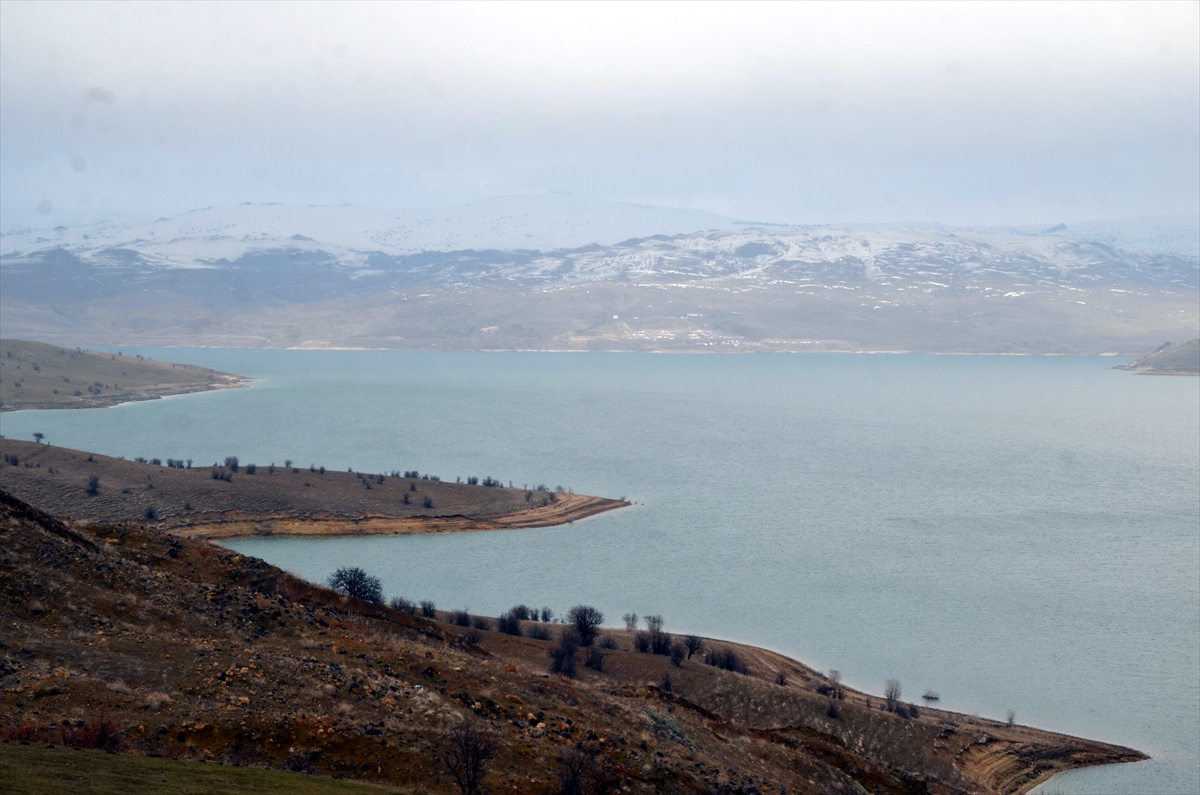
<box><xmin>0</xmin><ymin>194</ymin><xmax>737</xmax><ymax>263</ymax></box>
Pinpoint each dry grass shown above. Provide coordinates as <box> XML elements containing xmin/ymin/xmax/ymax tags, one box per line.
<box><xmin>0</xmin><ymin>338</ymin><xmax>244</xmax><ymax>412</ymax></box>
<box><xmin>0</xmin><ymin>439</ymin><xmax>624</xmax><ymax>535</ymax></box>
<box><xmin>0</xmin><ymin>490</ymin><xmax>1145</xmax><ymax>794</ymax></box>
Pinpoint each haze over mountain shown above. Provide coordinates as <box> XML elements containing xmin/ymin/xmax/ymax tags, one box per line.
<box><xmin>2</xmin><ymin>195</ymin><xmax>1196</xmax><ymax>355</ymax></box>
<box><xmin>1</xmin><ymin>194</ymin><xmax>738</xmax><ymax>261</ymax></box>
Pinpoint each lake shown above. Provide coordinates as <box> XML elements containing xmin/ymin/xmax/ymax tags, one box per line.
<box><xmin>2</xmin><ymin>350</ymin><xmax>1196</xmax><ymax>794</ymax></box>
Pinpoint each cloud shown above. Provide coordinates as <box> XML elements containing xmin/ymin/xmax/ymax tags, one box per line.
<box><xmin>82</xmin><ymin>86</ymin><xmax>116</xmax><ymax>104</ymax></box>
<box><xmin>0</xmin><ymin>1</ymin><xmax>1196</xmax><ymax>225</ymax></box>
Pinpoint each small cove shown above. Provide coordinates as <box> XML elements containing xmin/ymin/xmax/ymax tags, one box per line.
<box><xmin>2</xmin><ymin>350</ymin><xmax>1196</xmax><ymax>793</ymax></box>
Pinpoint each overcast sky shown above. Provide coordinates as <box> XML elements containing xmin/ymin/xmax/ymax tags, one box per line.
<box><xmin>1</xmin><ymin>1</ymin><xmax>1197</xmax><ymax>227</ymax></box>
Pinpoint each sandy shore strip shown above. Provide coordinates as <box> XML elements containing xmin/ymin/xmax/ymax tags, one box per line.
<box><xmin>169</xmin><ymin>492</ymin><xmax>629</xmax><ymax>539</ymax></box>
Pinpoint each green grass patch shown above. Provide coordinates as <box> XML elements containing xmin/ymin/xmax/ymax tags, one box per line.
<box><xmin>0</xmin><ymin>743</ymin><xmax>409</xmax><ymax>795</ymax></box>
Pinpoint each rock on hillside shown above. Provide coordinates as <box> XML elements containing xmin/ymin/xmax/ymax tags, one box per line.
<box><xmin>0</xmin><ymin>490</ymin><xmax>1144</xmax><ymax>794</ymax></box>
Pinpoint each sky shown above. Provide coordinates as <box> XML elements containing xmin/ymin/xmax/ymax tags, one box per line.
<box><xmin>1</xmin><ymin>1</ymin><xmax>1197</xmax><ymax>228</ymax></box>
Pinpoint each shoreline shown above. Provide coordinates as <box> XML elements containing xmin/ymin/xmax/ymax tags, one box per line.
<box><xmin>168</xmin><ymin>492</ymin><xmax>630</xmax><ymax>540</ymax></box>
<box><xmin>0</xmin><ymin>375</ymin><xmax>248</xmax><ymax>413</ymax></box>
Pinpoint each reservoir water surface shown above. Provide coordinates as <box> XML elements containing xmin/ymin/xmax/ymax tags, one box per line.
<box><xmin>2</xmin><ymin>350</ymin><xmax>1196</xmax><ymax>794</ymax></box>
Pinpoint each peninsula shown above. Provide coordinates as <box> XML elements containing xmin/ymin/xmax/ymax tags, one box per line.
<box><xmin>1114</xmin><ymin>338</ymin><xmax>1200</xmax><ymax>375</ymax></box>
<box><xmin>0</xmin><ymin>439</ymin><xmax>628</xmax><ymax>539</ymax></box>
<box><xmin>0</xmin><ymin>338</ymin><xmax>245</xmax><ymax>412</ymax></box>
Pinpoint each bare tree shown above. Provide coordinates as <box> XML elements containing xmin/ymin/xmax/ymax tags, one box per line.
<box><xmin>442</xmin><ymin>721</ymin><xmax>496</xmax><ymax>795</ymax></box>
<box><xmin>644</xmin><ymin>615</ymin><xmax>671</xmax><ymax>655</ymax></box>
<box><xmin>553</xmin><ymin>744</ymin><xmax>596</xmax><ymax>795</ymax></box>
<box><xmin>622</xmin><ymin>612</ymin><xmax>638</xmax><ymax>632</ymax></box>
<box><xmin>884</xmin><ymin>678</ymin><xmax>902</xmax><ymax>711</ymax></box>
<box><xmin>683</xmin><ymin>634</ymin><xmax>704</xmax><ymax>659</ymax></box>
<box><xmin>32</xmin><ymin>432</ymin><xmax>44</xmax><ymax>444</ymax></box>
<box><xmin>1006</xmin><ymin>709</ymin><xmax>1016</xmax><ymax>727</ymax></box>
<box><xmin>566</xmin><ymin>605</ymin><xmax>604</xmax><ymax>646</ymax></box>
<box><xmin>327</xmin><ymin>567</ymin><xmax>383</xmax><ymax>604</ymax></box>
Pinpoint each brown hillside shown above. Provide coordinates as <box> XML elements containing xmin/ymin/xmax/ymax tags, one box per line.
<box><xmin>0</xmin><ymin>338</ymin><xmax>245</xmax><ymax>411</ymax></box>
<box><xmin>0</xmin><ymin>491</ymin><xmax>1143</xmax><ymax>794</ymax></box>
<box><xmin>0</xmin><ymin>439</ymin><xmax>626</xmax><ymax>538</ymax></box>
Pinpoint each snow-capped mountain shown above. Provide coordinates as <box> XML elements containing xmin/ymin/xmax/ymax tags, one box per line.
<box><xmin>2</xmin><ymin>196</ymin><xmax>1195</xmax><ymax>353</ymax></box>
<box><xmin>0</xmin><ymin>194</ymin><xmax>738</xmax><ymax>264</ymax></box>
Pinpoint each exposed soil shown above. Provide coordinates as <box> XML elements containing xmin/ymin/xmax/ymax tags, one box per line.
<box><xmin>0</xmin><ymin>489</ymin><xmax>1144</xmax><ymax>794</ymax></box>
<box><xmin>0</xmin><ymin>338</ymin><xmax>246</xmax><ymax>412</ymax></box>
<box><xmin>0</xmin><ymin>439</ymin><xmax>628</xmax><ymax>539</ymax></box>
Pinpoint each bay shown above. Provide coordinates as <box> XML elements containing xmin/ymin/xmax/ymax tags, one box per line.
<box><xmin>2</xmin><ymin>350</ymin><xmax>1196</xmax><ymax>793</ymax></box>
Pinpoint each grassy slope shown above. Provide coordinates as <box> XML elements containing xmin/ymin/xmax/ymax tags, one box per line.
<box><xmin>0</xmin><ymin>338</ymin><xmax>244</xmax><ymax>412</ymax></box>
<box><xmin>0</xmin><ymin>743</ymin><xmax>408</xmax><ymax>795</ymax></box>
<box><xmin>0</xmin><ymin>490</ymin><xmax>1144</xmax><ymax>795</ymax></box>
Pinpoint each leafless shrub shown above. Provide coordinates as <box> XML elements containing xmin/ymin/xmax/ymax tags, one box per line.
<box><xmin>670</xmin><ymin>643</ymin><xmax>685</xmax><ymax>667</ymax></box>
<box><xmin>526</xmin><ymin>623</ymin><xmax>552</xmax><ymax>641</ymax></box>
<box><xmin>59</xmin><ymin>710</ymin><xmax>124</xmax><ymax>751</ymax></box>
<box><xmin>598</xmin><ymin>634</ymin><xmax>619</xmax><ymax>650</ymax></box>
<box><xmin>1007</xmin><ymin>709</ymin><xmax>1016</xmax><ymax>727</ymax></box>
<box><xmin>552</xmin><ymin>743</ymin><xmax>620</xmax><ymax>795</ymax></box>
<box><xmin>420</xmin><ymin>600</ymin><xmax>437</xmax><ymax>618</ymax></box>
<box><xmin>884</xmin><ymin>678</ymin><xmax>902</xmax><ymax>711</ymax></box>
<box><xmin>442</xmin><ymin>721</ymin><xmax>497</xmax><ymax>795</ymax></box>
<box><xmin>497</xmin><ymin>610</ymin><xmax>522</xmax><ymax>636</ymax></box>
<box><xmin>585</xmin><ymin>646</ymin><xmax>605</xmax><ymax>672</ymax></box>
<box><xmin>452</xmin><ymin>609</ymin><xmax>472</xmax><ymax>627</ymax></box>
<box><xmin>389</xmin><ymin>596</ymin><xmax>417</xmax><ymax>615</ymax></box>
<box><xmin>816</xmin><ymin>669</ymin><xmax>845</xmax><ymax>699</ymax></box>
<box><xmin>704</xmin><ymin>647</ymin><xmax>749</xmax><ymax>674</ymax></box>
<box><xmin>144</xmin><ymin>691</ymin><xmax>172</xmax><ymax>709</ymax></box>
<box><xmin>775</xmin><ymin>670</ymin><xmax>788</xmax><ymax>687</ymax></box>
<box><xmin>549</xmin><ymin>628</ymin><xmax>580</xmax><ymax>678</ymax></box>
<box><xmin>2</xmin><ymin>721</ymin><xmax>40</xmax><ymax>742</ymax></box>
<box><xmin>470</xmin><ymin>615</ymin><xmax>491</xmax><ymax>631</ymax></box>
<box><xmin>463</xmin><ymin>629</ymin><xmax>482</xmax><ymax>646</ymax></box>
<box><xmin>922</xmin><ymin>688</ymin><xmax>940</xmax><ymax>703</ymax></box>
<box><xmin>281</xmin><ymin>752</ymin><xmax>315</xmax><ymax>773</ymax></box>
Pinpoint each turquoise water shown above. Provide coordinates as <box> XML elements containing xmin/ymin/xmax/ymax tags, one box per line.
<box><xmin>2</xmin><ymin>351</ymin><xmax>1197</xmax><ymax>794</ymax></box>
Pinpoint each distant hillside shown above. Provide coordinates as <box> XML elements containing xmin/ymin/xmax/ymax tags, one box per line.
<box><xmin>1</xmin><ymin>198</ymin><xmax>1196</xmax><ymax>353</ymax></box>
<box><xmin>0</xmin><ymin>194</ymin><xmax>737</xmax><ymax>259</ymax></box>
<box><xmin>1115</xmin><ymin>339</ymin><xmax>1200</xmax><ymax>375</ymax></box>
<box><xmin>0</xmin><ymin>339</ymin><xmax>244</xmax><ymax>411</ymax></box>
